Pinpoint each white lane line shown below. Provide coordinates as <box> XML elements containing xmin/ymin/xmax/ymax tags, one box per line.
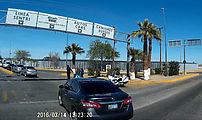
<box><xmin>19</xmin><ymin>100</ymin><xmax>58</xmax><ymax>104</ymax></box>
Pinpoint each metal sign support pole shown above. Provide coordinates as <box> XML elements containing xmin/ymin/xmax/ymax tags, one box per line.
<box><xmin>184</xmin><ymin>40</ymin><xmax>186</xmax><ymax>75</ymax></box>
<box><xmin>112</xmin><ymin>26</ymin><xmax>116</xmax><ymax>68</ymax></box>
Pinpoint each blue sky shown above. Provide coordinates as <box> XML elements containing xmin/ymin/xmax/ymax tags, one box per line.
<box><xmin>0</xmin><ymin>0</ymin><xmax>201</xmax><ymax>64</ymax></box>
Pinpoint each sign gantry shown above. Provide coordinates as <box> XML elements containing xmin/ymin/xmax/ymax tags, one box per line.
<box><xmin>0</xmin><ymin>8</ymin><xmax>125</xmax><ymax>42</ymax></box>
<box><xmin>168</xmin><ymin>39</ymin><xmax>201</xmax><ymax>74</ymax></box>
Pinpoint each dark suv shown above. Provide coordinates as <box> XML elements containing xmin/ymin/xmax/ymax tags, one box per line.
<box><xmin>58</xmin><ymin>78</ymin><xmax>133</xmax><ymax>120</ymax></box>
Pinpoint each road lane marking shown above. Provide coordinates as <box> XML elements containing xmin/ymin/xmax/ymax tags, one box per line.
<box><xmin>11</xmin><ymin>90</ymin><xmax>19</xmax><ymax>100</ymax></box>
<box><xmin>19</xmin><ymin>100</ymin><xmax>58</xmax><ymax>104</ymax></box>
<box><xmin>129</xmin><ymin>74</ymin><xmax>200</xmax><ymax>84</ymax></box>
<box><xmin>3</xmin><ymin>91</ymin><xmax>8</xmax><ymax>102</ymax></box>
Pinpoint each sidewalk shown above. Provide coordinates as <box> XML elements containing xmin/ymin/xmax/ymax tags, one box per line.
<box><xmin>128</xmin><ymin>73</ymin><xmax>199</xmax><ymax>84</ymax></box>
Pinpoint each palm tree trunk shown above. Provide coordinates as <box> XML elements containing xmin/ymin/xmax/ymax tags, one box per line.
<box><xmin>72</xmin><ymin>54</ymin><xmax>76</xmax><ymax>68</ymax></box>
<box><xmin>148</xmin><ymin>37</ymin><xmax>152</xmax><ymax>76</ymax></box>
<box><xmin>130</xmin><ymin>58</ymin><xmax>135</xmax><ymax>73</ymax></box>
<box><xmin>130</xmin><ymin>57</ymin><xmax>135</xmax><ymax>80</ymax></box>
<box><xmin>143</xmin><ymin>35</ymin><xmax>149</xmax><ymax>80</ymax></box>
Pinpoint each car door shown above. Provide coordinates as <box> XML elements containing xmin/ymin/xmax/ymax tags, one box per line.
<box><xmin>62</xmin><ymin>79</ymin><xmax>72</xmax><ymax>111</ymax></box>
<box><xmin>67</xmin><ymin>80</ymin><xmax>81</xmax><ymax>112</ymax></box>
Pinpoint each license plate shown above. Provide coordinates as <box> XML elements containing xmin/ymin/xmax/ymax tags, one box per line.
<box><xmin>108</xmin><ymin>104</ymin><xmax>118</xmax><ymax>110</ymax></box>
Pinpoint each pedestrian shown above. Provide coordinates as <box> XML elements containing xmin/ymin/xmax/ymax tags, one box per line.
<box><xmin>72</xmin><ymin>67</ymin><xmax>76</xmax><ymax>78</ymax></box>
<box><xmin>66</xmin><ymin>65</ymin><xmax>73</xmax><ymax>80</ymax></box>
<box><xmin>80</xmin><ymin>68</ymin><xmax>84</xmax><ymax>78</ymax></box>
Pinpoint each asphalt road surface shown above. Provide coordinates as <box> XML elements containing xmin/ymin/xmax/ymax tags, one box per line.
<box><xmin>0</xmin><ymin>70</ymin><xmax>67</xmax><ymax>81</ymax></box>
<box><xmin>0</xmin><ymin>70</ymin><xmax>202</xmax><ymax>120</ymax></box>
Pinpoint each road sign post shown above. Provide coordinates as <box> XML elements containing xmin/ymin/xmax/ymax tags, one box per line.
<box><xmin>168</xmin><ymin>39</ymin><xmax>201</xmax><ymax>75</ymax></box>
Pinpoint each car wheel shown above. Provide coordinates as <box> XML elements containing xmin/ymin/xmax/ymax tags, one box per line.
<box><xmin>58</xmin><ymin>94</ymin><xmax>63</xmax><ymax>106</ymax></box>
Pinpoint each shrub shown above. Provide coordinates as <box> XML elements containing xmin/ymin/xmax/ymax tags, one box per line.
<box><xmin>163</xmin><ymin>63</ymin><xmax>168</xmax><ymax>76</ymax></box>
<box><xmin>107</xmin><ymin>67</ymin><xmax>120</xmax><ymax>76</ymax></box>
<box><xmin>150</xmin><ymin>69</ymin><xmax>155</xmax><ymax>75</ymax></box>
<box><xmin>169</xmin><ymin>61</ymin><xmax>180</xmax><ymax>76</ymax></box>
<box><xmin>88</xmin><ymin>67</ymin><xmax>95</xmax><ymax>76</ymax></box>
<box><xmin>155</xmin><ymin>68</ymin><xmax>162</xmax><ymax>74</ymax></box>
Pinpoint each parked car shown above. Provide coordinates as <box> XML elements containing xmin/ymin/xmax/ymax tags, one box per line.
<box><xmin>3</xmin><ymin>61</ymin><xmax>10</xmax><ymax>68</ymax></box>
<box><xmin>7</xmin><ymin>64</ymin><xmax>15</xmax><ymax>71</ymax></box>
<box><xmin>13</xmin><ymin>65</ymin><xmax>24</xmax><ymax>73</ymax></box>
<box><xmin>108</xmin><ymin>70</ymin><xmax>129</xmax><ymax>86</ymax></box>
<box><xmin>21</xmin><ymin>66</ymin><xmax>37</xmax><ymax>77</ymax></box>
<box><xmin>58</xmin><ymin>78</ymin><xmax>133</xmax><ymax>120</ymax></box>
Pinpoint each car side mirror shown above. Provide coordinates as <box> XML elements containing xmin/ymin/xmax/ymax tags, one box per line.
<box><xmin>59</xmin><ymin>85</ymin><xmax>64</xmax><ymax>88</ymax></box>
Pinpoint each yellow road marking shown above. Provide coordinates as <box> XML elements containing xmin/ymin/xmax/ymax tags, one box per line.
<box><xmin>0</xmin><ymin>67</ymin><xmax>13</xmax><ymax>74</ymax></box>
<box><xmin>129</xmin><ymin>74</ymin><xmax>199</xmax><ymax>84</ymax></box>
<box><xmin>3</xmin><ymin>91</ymin><xmax>8</xmax><ymax>102</ymax></box>
<box><xmin>35</xmin><ymin>68</ymin><xmax>66</xmax><ymax>72</ymax></box>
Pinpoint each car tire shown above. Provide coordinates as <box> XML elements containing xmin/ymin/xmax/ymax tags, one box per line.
<box><xmin>58</xmin><ymin>93</ymin><xmax>63</xmax><ymax>106</ymax></box>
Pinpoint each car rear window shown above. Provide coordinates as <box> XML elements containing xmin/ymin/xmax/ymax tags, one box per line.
<box><xmin>80</xmin><ymin>81</ymin><xmax>121</xmax><ymax>94</ymax></box>
<box><xmin>17</xmin><ymin>65</ymin><xmax>23</xmax><ymax>67</ymax></box>
<box><xmin>27</xmin><ymin>67</ymin><xmax>35</xmax><ymax>69</ymax></box>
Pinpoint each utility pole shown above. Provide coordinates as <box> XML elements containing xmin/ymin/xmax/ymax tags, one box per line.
<box><xmin>112</xmin><ymin>26</ymin><xmax>116</xmax><ymax>68</ymax></box>
<box><xmin>161</xmin><ymin>8</ymin><xmax>168</xmax><ymax>72</ymax></box>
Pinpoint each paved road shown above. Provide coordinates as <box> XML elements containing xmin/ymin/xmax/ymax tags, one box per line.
<box><xmin>0</xmin><ymin>70</ymin><xmax>67</xmax><ymax>81</ymax></box>
<box><xmin>133</xmin><ymin>75</ymin><xmax>202</xmax><ymax>120</ymax></box>
<box><xmin>0</xmin><ymin>70</ymin><xmax>202</xmax><ymax>120</ymax></box>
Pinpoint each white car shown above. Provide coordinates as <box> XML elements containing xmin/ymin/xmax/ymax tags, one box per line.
<box><xmin>3</xmin><ymin>62</ymin><xmax>10</xmax><ymax>68</ymax></box>
<box><xmin>108</xmin><ymin>74</ymin><xmax>129</xmax><ymax>86</ymax></box>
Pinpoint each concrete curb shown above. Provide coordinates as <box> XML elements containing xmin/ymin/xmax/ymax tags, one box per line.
<box><xmin>0</xmin><ymin>67</ymin><xmax>14</xmax><ymax>74</ymax></box>
<box><xmin>128</xmin><ymin>74</ymin><xmax>200</xmax><ymax>84</ymax></box>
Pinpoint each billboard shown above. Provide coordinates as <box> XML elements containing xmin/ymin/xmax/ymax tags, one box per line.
<box><xmin>6</xmin><ymin>8</ymin><xmax>38</xmax><ymax>27</ymax></box>
<box><xmin>168</xmin><ymin>40</ymin><xmax>182</xmax><ymax>47</ymax></box>
<box><xmin>67</xmin><ymin>18</ymin><xmax>93</xmax><ymax>35</ymax></box>
<box><xmin>37</xmin><ymin>13</ymin><xmax>67</xmax><ymax>31</ymax></box>
<box><xmin>93</xmin><ymin>23</ymin><xmax>115</xmax><ymax>39</ymax></box>
<box><xmin>187</xmin><ymin>39</ymin><xmax>201</xmax><ymax>46</ymax></box>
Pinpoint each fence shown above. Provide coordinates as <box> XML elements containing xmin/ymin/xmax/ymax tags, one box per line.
<box><xmin>35</xmin><ymin>59</ymin><xmax>198</xmax><ymax>72</ymax></box>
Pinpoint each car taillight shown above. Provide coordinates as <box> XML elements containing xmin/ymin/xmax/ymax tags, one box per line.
<box><xmin>123</xmin><ymin>97</ymin><xmax>132</xmax><ymax>104</ymax></box>
<box><xmin>81</xmin><ymin>100</ymin><xmax>101</xmax><ymax>108</ymax></box>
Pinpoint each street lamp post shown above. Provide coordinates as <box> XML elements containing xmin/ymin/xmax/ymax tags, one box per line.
<box><xmin>161</xmin><ymin>8</ymin><xmax>168</xmax><ymax>72</ymax></box>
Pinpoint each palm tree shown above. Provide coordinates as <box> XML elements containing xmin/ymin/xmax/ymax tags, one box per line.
<box><xmin>129</xmin><ymin>48</ymin><xmax>143</xmax><ymax>79</ymax></box>
<box><xmin>147</xmin><ymin>23</ymin><xmax>161</xmax><ymax>76</ymax></box>
<box><xmin>131</xmin><ymin>19</ymin><xmax>155</xmax><ymax>80</ymax></box>
<box><xmin>14</xmin><ymin>50</ymin><xmax>31</xmax><ymax>64</ymax></box>
<box><xmin>63</xmin><ymin>43</ymin><xmax>85</xmax><ymax>68</ymax></box>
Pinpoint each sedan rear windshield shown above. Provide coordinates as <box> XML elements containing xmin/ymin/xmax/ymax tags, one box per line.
<box><xmin>17</xmin><ymin>65</ymin><xmax>23</xmax><ymax>67</ymax></box>
<box><xmin>27</xmin><ymin>67</ymin><xmax>35</xmax><ymax>69</ymax></box>
<box><xmin>80</xmin><ymin>81</ymin><xmax>121</xmax><ymax>94</ymax></box>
